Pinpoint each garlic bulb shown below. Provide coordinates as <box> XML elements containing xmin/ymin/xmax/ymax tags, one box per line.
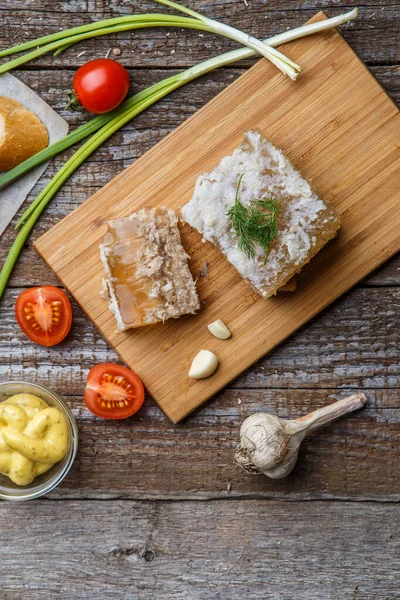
<box><xmin>188</xmin><ymin>350</ymin><xmax>219</xmax><ymax>379</ymax></box>
<box><xmin>235</xmin><ymin>393</ymin><xmax>367</xmax><ymax>479</ymax></box>
<box><xmin>207</xmin><ymin>319</ymin><xmax>231</xmax><ymax>340</ymax></box>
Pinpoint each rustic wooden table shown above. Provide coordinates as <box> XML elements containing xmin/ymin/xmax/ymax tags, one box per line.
<box><xmin>1</xmin><ymin>1</ymin><xmax>399</xmax><ymax>598</ymax></box>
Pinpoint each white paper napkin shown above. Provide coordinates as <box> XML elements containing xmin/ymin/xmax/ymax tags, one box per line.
<box><xmin>0</xmin><ymin>73</ymin><xmax>69</xmax><ymax>236</ymax></box>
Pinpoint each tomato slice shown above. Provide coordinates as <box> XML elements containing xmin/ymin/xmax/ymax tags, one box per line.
<box><xmin>84</xmin><ymin>363</ymin><xmax>145</xmax><ymax>419</ymax></box>
<box><xmin>15</xmin><ymin>286</ymin><xmax>72</xmax><ymax>347</ymax></box>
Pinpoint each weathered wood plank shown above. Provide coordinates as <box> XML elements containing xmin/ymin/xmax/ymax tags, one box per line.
<box><xmin>0</xmin><ymin>1</ymin><xmax>398</xmax><ymax>68</ymax></box>
<box><xmin>2</xmin><ymin>65</ymin><xmax>396</xmax><ymax>137</ymax></box>
<box><xmin>2</xmin><ymin>183</ymin><xmax>399</xmax><ymax>287</ymax></box>
<box><xmin>365</xmin><ymin>254</ymin><xmax>400</xmax><ymax>286</ymax></box>
<box><xmin>1</xmin><ymin>287</ymin><xmax>399</xmax><ymax>394</ymax></box>
<box><xmin>3</xmin><ymin>236</ymin><xmax>398</xmax><ymax>287</ymax></box>
<box><xmin>1</xmin><ymin>282</ymin><xmax>398</xmax><ymax>500</ymax></box>
<box><xmin>3</xmin><ymin>0</ymin><xmax>397</xmax><ymax>11</ymax></box>
<box><xmin>12</xmin><ymin>66</ymin><xmax>399</xmax><ymax>122</ymax></box>
<box><xmin>2</xmin><ymin>287</ymin><xmax>399</xmax><ymax>394</ymax></box>
<box><xmin>1</xmin><ymin>500</ymin><xmax>399</xmax><ymax>599</ymax></box>
<box><xmin>0</xmin><ymin>0</ymin><xmax>398</xmax><ymax>591</ymax></box>
<box><xmin>19</xmin><ymin>388</ymin><xmax>396</xmax><ymax>500</ymax></box>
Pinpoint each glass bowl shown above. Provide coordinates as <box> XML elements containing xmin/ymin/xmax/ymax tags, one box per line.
<box><xmin>0</xmin><ymin>381</ymin><xmax>78</xmax><ymax>501</ymax></box>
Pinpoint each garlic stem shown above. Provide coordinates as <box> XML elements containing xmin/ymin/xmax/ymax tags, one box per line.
<box><xmin>298</xmin><ymin>393</ymin><xmax>367</xmax><ymax>433</ymax></box>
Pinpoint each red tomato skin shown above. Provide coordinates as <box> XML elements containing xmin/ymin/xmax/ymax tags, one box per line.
<box><xmin>15</xmin><ymin>286</ymin><xmax>72</xmax><ymax>347</ymax></box>
<box><xmin>84</xmin><ymin>363</ymin><xmax>145</xmax><ymax>420</ymax></box>
<box><xmin>73</xmin><ymin>59</ymin><xmax>130</xmax><ymax>114</ymax></box>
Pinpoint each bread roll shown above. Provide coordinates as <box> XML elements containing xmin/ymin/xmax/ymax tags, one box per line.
<box><xmin>0</xmin><ymin>96</ymin><xmax>49</xmax><ymax>171</ymax></box>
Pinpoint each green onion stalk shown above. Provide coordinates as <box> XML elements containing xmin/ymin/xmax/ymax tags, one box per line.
<box><xmin>0</xmin><ymin>0</ymin><xmax>299</xmax><ymax>79</ymax></box>
<box><xmin>0</xmin><ymin>8</ymin><xmax>358</xmax><ymax>192</ymax></box>
<box><xmin>0</xmin><ymin>8</ymin><xmax>358</xmax><ymax>299</ymax></box>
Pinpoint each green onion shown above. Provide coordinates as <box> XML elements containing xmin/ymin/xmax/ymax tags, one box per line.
<box><xmin>0</xmin><ymin>114</ymin><xmax>112</xmax><ymax>191</ymax></box>
<box><xmin>0</xmin><ymin>14</ymin><xmax>202</xmax><ymax>58</ymax></box>
<box><xmin>0</xmin><ymin>17</ymin><xmax>211</xmax><ymax>76</ymax></box>
<box><xmin>152</xmin><ymin>0</ymin><xmax>300</xmax><ymax>79</ymax></box>
<box><xmin>0</xmin><ymin>80</ymin><xmax>178</xmax><ymax>299</ymax></box>
<box><xmin>0</xmin><ymin>8</ymin><xmax>358</xmax><ymax>299</ymax></box>
<box><xmin>0</xmin><ymin>8</ymin><xmax>358</xmax><ymax>193</ymax></box>
<box><xmin>0</xmin><ymin>3</ymin><xmax>298</xmax><ymax>79</ymax></box>
<box><xmin>53</xmin><ymin>42</ymin><xmax>76</xmax><ymax>58</ymax></box>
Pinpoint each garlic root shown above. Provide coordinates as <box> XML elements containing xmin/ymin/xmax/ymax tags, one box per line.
<box><xmin>234</xmin><ymin>393</ymin><xmax>367</xmax><ymax>479</ymax></box>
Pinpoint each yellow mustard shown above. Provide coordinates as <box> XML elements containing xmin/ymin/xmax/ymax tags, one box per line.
<box><xmin>0</xmin><ymin>393</ymin><xmax>68</xmax><ymax>486</ymax></box>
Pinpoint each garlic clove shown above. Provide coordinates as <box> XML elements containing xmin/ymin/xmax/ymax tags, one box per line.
<box><xmin>188</xmin><ymin>350</ymin><xmax>219</xmax><ymax>379</ymax></box>
<box><xmin>207</xmin><ymin>319</ymin><xmax>231</xmax><ymax>340</ymax></box>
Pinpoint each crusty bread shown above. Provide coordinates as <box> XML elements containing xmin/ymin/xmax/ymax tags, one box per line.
<box><xmin>100</xmin><ymin>207</ymin><xmax>200</xmax><ymax>330</ymax></box>
<box><xmin>182</xmin><ymin>129</ymin><xmax>340</xmax><ymax>298</ymax></box>
<box><xmin>0</xmin><ymin>96</ymin><xmax>49</xmax><ymax>171</ymax></box>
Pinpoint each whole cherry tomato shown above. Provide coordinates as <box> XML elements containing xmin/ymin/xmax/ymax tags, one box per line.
<box><xmin>73</xmin><ymin>59</ymin><xmax>130</xmax><ymax>114</ymax></box>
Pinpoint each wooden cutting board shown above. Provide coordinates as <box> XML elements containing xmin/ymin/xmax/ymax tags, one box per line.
<box><xmin>35</xmin><ymin>13</ymin><xmax>400</xmax><ymax>423</ymax></box>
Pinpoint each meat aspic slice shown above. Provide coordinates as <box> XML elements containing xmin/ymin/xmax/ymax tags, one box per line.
<box><xmin>100</xmin><ymin>207</ymin><xmax>199</xmax><ymax>330</ymax></box>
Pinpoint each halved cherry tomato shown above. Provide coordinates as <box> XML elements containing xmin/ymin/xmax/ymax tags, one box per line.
<box><xmin>84</xmin><ymin>363</ymin><xmax>145</xmax><ymax>420</ymax></box>
<box><xmin>73</xmin><ymin>59</ymin><xmax>130</xmax><ymax>114</ymax></box>
<box><xmin>15</xmin><ymin>286</ymin><xmax>72</xmax><ymax>347</ymax></box>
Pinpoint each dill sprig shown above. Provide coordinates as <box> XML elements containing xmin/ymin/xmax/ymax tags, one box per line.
<box><xmin>227</xmin><ymin>174</ymin><xmax>281</xmax><ymax>263</ymax></box>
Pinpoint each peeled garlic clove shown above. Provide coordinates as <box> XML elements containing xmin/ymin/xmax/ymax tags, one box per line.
<box><xmin>207</xmin><ymin>319</ymin><xmax>231</xmax><ymax>340</ymax></box>
<box><xmin>188</xmin><ymin>350</ymin><xmax>219</xmax><ymax>379</ymax></box>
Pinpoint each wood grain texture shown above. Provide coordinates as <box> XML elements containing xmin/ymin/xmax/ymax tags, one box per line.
<box><xmin>2</xmin><ymin>281</ymin><xmax>399</xmax><ymax>499</ymax></box>
<box><xmin>1</xmin><ymin>286</ymin><xmax>399</xmax><ymax>395</ymax></box>
<box><xmin>35</xmin><ymin>16</ymin><xmax>400</xmax><ymax>422</ymax></box>
<box><xmin>17</xmin><ymin>389</ymin><xmax>400</xmax><ymax>501</ymax></box>
<box><xmin>0</xmin><ymin>0</ymin><xmax>398</xmax><ymax>67</ymax></box>
<box><xmin>0</xmin><ymin>1</ymin><xmax>399</xmax><ymax>597</ymax></box>
<box><xmin>1</xmin><ymin>286</ymin><xmax>399</xmax><ymax>500</ymax></box>
<box><xmin>1</xmin><ymin>500</ymin><xmax>399</xmax><ymax>599</ymax></box>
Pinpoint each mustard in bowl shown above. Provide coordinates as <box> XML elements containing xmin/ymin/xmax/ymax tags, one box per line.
<box><xmin>0</xmin><ymin>381</ymin><xmax>78</xmax><ymax>501</ymax></box>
